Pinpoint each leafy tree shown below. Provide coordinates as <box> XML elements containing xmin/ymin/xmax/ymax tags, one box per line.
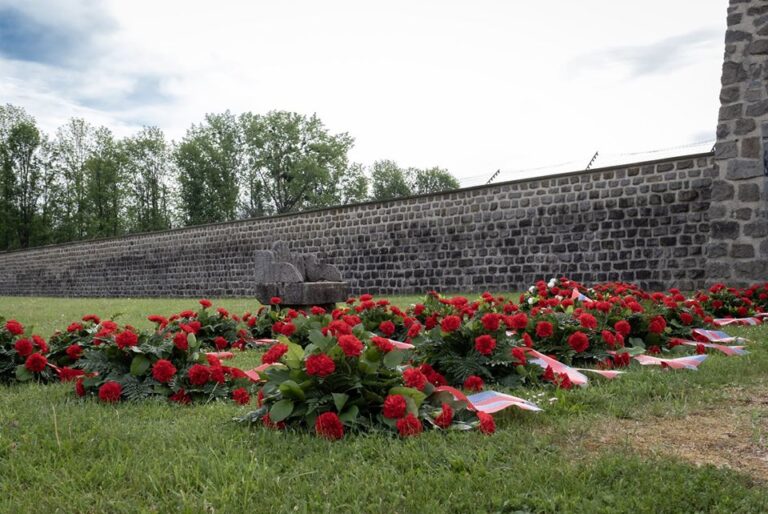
<box><xmin>175</xmin><ymin>112</ymin><xmax>241</xmax><ymax>225</ymax></box>
<box><xmin>122</xmin><ymin>127</ymin><xmax>173</xmax><ymax>232</ymax></box>
<box><xmin>369</xmin><ymin>160</ymin><xmax>460</xmax><ymax>201</ymax></box>
<box><xmin>410</xmin><ymin>166</ymin><xmax>459</xmax><ymax>195</ymax></box>
<box><xmin>52</xmin><ymin>118</ymin><xmax>96</xmax><ymax>241</ymax></box>
<box><xmin>339</xmin><ymin>162</ymin><xmax>369</xmax><ymax>204</ymax></box>
<box><xmin>369</xmin><ymin>160</ymin><xmax>411</xmax><ymax>201</ymax></box>
<box><xmin>83</xmin><ymin>128</ymin><xmax>124</xmax><ymax>238</ymax></box>
<box><xmin>5</xmin><ymin>120</ymin><xmax>43</xmax><ymax>248</ymax></box>
<box><xmin>240</xmin><ymin>111</ymin><xmax>354</xmax><ymax>215</ymax></box>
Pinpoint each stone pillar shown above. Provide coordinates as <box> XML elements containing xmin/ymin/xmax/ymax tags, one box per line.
<box><xmin>708</xmin><ymin>0</ymin><xmax>768</xmax><ymax>285</ymax></box>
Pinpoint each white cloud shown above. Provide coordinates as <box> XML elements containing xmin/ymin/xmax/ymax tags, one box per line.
<box><xmin>0</xmin><ymin>0</ymin><xmax>728</xmax><ymax>181</ymax></box>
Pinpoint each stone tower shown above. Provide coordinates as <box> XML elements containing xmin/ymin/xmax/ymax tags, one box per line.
<box><xmin>708</xmin><ymin>0</ymin><xmax>768</xmax><ymax>285</ymax></box>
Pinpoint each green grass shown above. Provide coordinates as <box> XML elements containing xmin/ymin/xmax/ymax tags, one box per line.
<box><xmin>1</xmin><ymin>296</ymin><xmax>767</xmax><ymax>513</ymax></box>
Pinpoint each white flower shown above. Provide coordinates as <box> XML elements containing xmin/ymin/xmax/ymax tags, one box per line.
<box><xmin>527</xmin><ymin>298</ymin><xmax>536</xmax><ymax>305</ymax></box>
<box><xmin>547</xmin><ymin>278</ymin><xmax>556</xmax><ymax>288</ymax></box>
<box><xmin>529</xmin><ymin>286</ymin><xmax>536</xmax><ymax>293</ymax></box>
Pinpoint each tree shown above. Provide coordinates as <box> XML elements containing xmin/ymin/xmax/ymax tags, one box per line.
<box><xmin>339</xmin><ymin>162</ymin><xmax>369</xmax><ymax>204</ymax></box>
<box><xmin>52</xmin><ymin>118</ymin><xmax>96</xmax><ymax>241</ymax></box>
<box><xmin>369</xmin><ymin>160</ymin><xmax>411</xmax><ymax>201</ymax></box>
<box><xmin>83</xmin><ymin>127</ymin><xmax>124</xmax><ymax>238</ymax></box>
<box><xmin>240</xmin><ymin>111</ymin><xmax>354</xmax><ymax>215</ymax></box>
<box><xmin>122</xmin><ymin>127</ymin><xmax>173</xmax><ymax>233</ymax></box>
<box><xmin>410</xmin><ymin>166</ymin><xmax>459</xmax><ymax>195</ymax></box>
<box><xmin>175</xmin><ymin>112</ymin><xmax>241</xmax><ymax>225</ymax></box>
<box><xmin>6</xmin><ymin>120</ymin><xmax>43</xmax><ymax>248</ymax></box>
<box><xmin>369</xmin><ymin>160</ymin><xmax>460</xmax><ymax>201</ymax></box>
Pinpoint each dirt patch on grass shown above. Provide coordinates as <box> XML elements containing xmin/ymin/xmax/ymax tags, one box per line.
<box><xmin>588</xmin><ymin>386</ymin><xmax>768</xmax><ymax>480</ymax></box>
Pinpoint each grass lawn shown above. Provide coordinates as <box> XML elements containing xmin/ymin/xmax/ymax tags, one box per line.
<box><xmin>1</xmin><ymin>296</ymin><xmax>767</xmax><ymax>513</ymax></box>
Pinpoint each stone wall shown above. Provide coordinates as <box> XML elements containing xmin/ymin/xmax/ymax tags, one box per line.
<box><xmin>0</xmin><ymin>153</ymin><xmax>715</xmax><ymax>296</ymax></box>
<box><xmin>708</xmin><ymin>0</ymin><xmax>768</xmax><ymax>285</ymax></box>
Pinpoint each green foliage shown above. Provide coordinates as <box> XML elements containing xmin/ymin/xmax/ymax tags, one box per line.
<box><xmin>369</xmin><ymin>160</ymin><xmax>459</xmax><ymax>201</ymax></box>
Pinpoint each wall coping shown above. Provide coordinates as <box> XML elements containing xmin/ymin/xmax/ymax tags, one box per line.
<box><xmin>0</xmin><ymin>151</ymin><xmax>714</xmax><ymax>255</ymax></box>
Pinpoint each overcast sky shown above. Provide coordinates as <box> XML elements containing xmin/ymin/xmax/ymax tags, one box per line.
<box><xmin>0</xmin><ymin>0</ymin><xmax>727</xmax><ymax>185</ymax></box>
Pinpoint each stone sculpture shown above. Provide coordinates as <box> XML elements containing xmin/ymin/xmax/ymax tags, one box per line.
<box><xmin>253</xmin><ymin>241</ymin><xmax>347</xmax><ymax>309</ymax></box>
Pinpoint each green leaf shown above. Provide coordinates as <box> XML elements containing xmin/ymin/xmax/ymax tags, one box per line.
<box><xmin>187</xmin><ymin>333</ymin><xmax>199</xmax><ymax>351</ymax></box>
<box><xmin>388</xmin><ymin>386</ymin><xmax>427</xmax><ymax>408</ymax></box>
<box><xmin>283</xmin><ymin>341</ymin><xmax>305</xmax><ymax>369</ymax></box>
<box><xmin>130</xmin><ymin>355</ymin><xmax>151</xmax><ymax>376</ymax></box>
<box><xmin>15</xmin><ymin>365</ymin><xmax>33</xmax><ymax>382</ymax></box>
<box><xmin>332</xmin><ymin>393</ymin><xmax>349</xmax><ymax>412</ymax></box>
<box><xmin>278</xmin><ymin>380</ymin><xmax>306</xmax><ymax>401</ymax></box>
<box><xmin>383</xmin><ymin>350</ymin><xmax>404</xmax><ymax>368</ymax></box>
<box><xmin>338</xmin><ymin>405</ymin><xmax>359</xmax><ymax>424</ymax></box>
<box><xmin>269</xmin><ymin>399</ymin><xmax>294</xmax><ymax>422</ymax></box>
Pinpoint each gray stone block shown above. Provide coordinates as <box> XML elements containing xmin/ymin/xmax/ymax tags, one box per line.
<box><xmin>726</xmin><ymin>159</ymin><xmax>763</xmax><ymax>179</ymax></box>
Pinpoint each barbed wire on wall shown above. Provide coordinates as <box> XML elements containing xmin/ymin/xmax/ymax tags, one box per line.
<box><xmin>459</xmin><ymin>138</ymin><xmax>716</xmax><ymax>187</ymax></box>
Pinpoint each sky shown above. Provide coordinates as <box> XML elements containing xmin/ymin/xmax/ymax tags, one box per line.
<box><xmin>0</xmin><ymin>0</ymin><xmax>728</xmax><ymax>186</ymax></box>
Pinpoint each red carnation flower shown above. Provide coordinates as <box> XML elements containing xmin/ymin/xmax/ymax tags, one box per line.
<box><xmin>305</xmin><ymin>353</ymin><xmax>336</xmax><ymax>377</ymax></box>
<box><xmin>396</xmin><ymin>414</ymin><xmax>423</xmax><ymax>437</ymax></box>
<box><xmin>5</xmin><ymin>320</ymin><xmax>24</xmax><ymax>335</ymax></box>
<box><xmin>24</xmin><ymin>353</ymin><xmax>47</xmax><ymax>373</ymax></box>
<box><xmin>152</xmin><ymin>359</ymin><xmax>177</xmax><ymax>383</ymax></box>
<box><xmin>261</xmin><ymin>343</ymin><xmax>289</xmax><ymax>364</ymax></box>
<box><xmin>474</xmin><ymin>334</ymin><xmax>496</xmax><ymax>356</ymax></box>
<box><xmin>463</xmin><ymin>375</ymin><xmax>484</xmax><ymax>391</ymax></box>
<box><xmin>535</xmin><ymin>321</ymin><xmax>553</xmax><ymax>338</ymax></box>
<box><xmin>481</xmin><ymin>313</ymin><xmax>501</xmax><ymax>332</ymax></box>
<box><xmin>115</xmin><ymin>330</ymin><xmax>139</xmax><ymax>349</ymax></box>
<box><xmin>82</xmin><ymin>314</ymin><xmax>101</xmax><ymax>324</ymax></box>
<box><xmin>434</xmin><ymin>403</ymin><xmax>454</xmax><ymax>428</ymax></box>
<box><xmin>359</xmin><ymin>294</ymin><xmax>373</xmax><ymax>302</ymax></box>
<box><xmin>614</xmin><ymin>352</ymin><xmax>631</xmax><ymax>367</ymax></box>
<box><xmin>696</xmin><ymin>343</ymin><xmax>707</xmax><ymax>355</ymax></box>
<box><xmin>477</xmin><ymin>412</ymin><xmax>496</xmax><ymax>434</ymax></box>
<box><xmin>98</xmin><ymin>381</ymin><xmax>122</xmax><ymax>403</ymax></box>
<box><xmin>601</xmin><ymin>330</ymin><xmax>616</xmax><ymax>348</ymax></box>
<box><xmin>67</xmin><ymin>322</ymin><xmax>83</xmax><ymax>333</ymax></box>
<box><xmin>315</xmin><ymin>411</ymin><xmax>344</xmax><ymax>440</ymax></box>
<box><xmin>270</xmin><ymin>297</ymin><xmax>282</xmax><ymax>305</ymax></box>
<box><xmin>148</xmin><ymin>314</ymin><xmax>168</xmax><ymax>327</ymax></box>
<box><xmin>379</xmin><ymin>320</ymin><xmax>396</xmax><ymax>337</ymax></box>
<box><xmin>173</xmin><ymin>332</ymin><xmax>189</xmax><ymax>351</ymax></box>
<box><xmin>407</xmin><ymin>322</ymin><xmax>422</xmax><ymax>338</ymax></box>
<box><xmin>311</xmin><ymin>306</ymin><xmax>326</xmax><ymax>315</ymax></box>
<box><xmin>14</xmin><ymin>338</ymin><xmax>34</xmax><ymax>358</ymax></box>
<box><xmin>507</xmin><ymin>313</ymin><xmax>528</xmax><ymax>331</ymax></box>
<box><xmin>420</xmin><ymin>364</ymin><xmax>448</xmax><ymax>387</ymax></box>
<box><xmin>567</xmin><ymin>331</ymin><xmax>589</xmax><ymax>353</ymax></box>
<box><xmin>210</xmin><ymin>336</ymin><xmax>226</xmax><ymax>350</ymax></box>
<box><xmin>372</xmin><ymin>336</ymin><xmax>394</xmax><ymax>353</ymax></box>
<box><xmin>440</xmin><ymin>315</ymin><xmax>462</xmax><ymax>333</ymax></box>
<box><xmin>648</xmin><ymin>316</ymin><xmax>667</xmax><ymax>334</ymax></box>
<box><xmin>337</xmin><ymin>334</ymin><xmax>363</xmax><ymax>357</ymax></box>
<box><xmin>383</xmin><ymin>394</ymin><xmax>408</xmax><ymax>419</ymax></box>
<box><xmin>232</xmin><ymin>387</ymin><xmax>251</xmax><ymax>405</ymax></box>
<box><xmin>403</xmin><ymin>368</ymin><xmax>427</xmax><ymax>391</ymax></box>
<box><xmin>187</xmin><ymin>364</ymin><xmax>211</xmax><ymax>386</ymax></box>
<box><xmin>511</xmin><ymin>347</ymin><xmax>527</xmax><ymax>365</ymax></box>
<box><xmin>209</xmin><ymin>366</ymin><xmax>226</xmax><ymax>384</ymax></box>
<box><xmin>614</xmin><ymin>320</ymin><xmax>631</xmax><ymax>337</ymax></box>
<box><xmin>66</xmin><ymin>344</ymin><xmax>83</xmax><ymax>360</ymax></box>
<box><xmin>199</xmin><ymin>298</ymin><xmax>212</xmax><ymax>308</ymax></box>
<box><xmin>556</xmin><ymin>373</ymin><xmax>573</xmax><ymax>390</ymax></box>
<box><xmin>579</xmin><ymin>313</ymin><xmax>597</xmax><ymax>329</ymax></box>
<box><xmin>75</xmin><ymin>378</ymin><xmax>86</xmax><ymax>397</ymax></box>
<box><xmin>32</xmin><ymin>335</ymin><xmax>48</xmax><ymax>353</ymax></box>
<box><xmin>680</xmin><ymin>312</ymin><xmax>694</xmax><ymax>325</ymax></box>
<box><xmin>169</xmin><ymin>388</ymin><xmax>191</xmax><ymax>404</ymax></box>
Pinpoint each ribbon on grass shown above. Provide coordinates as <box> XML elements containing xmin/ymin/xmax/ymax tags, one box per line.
<box><xmin>679</xmin><ymin>340</ymin><xmax>748</xmax><ymax>356</ymax></box>
<box><xmin>434</xmin><ymin>386</ymin><xmax>541</xmax><ymax>413</ymax></box>
<box><xmin>385</xmin><ymin>338</ymin><xmax>415</xmax><ymax>350</ymax></box>
<box><xmin>633</xmin><ymin>354</ymin><xmax>707</xmax><ymax>370</ymax></box>
<box><xmin>206</xmin><ymin>351</ymin><xmax>235</xmax><ymax>360</ymax></box>
<box><xmin>713</xmin><ymin>317</ymin><xmax>761</xmax><ymax>327</ymax></box>
<box><xmin>524</xmin><ymin>348</ymin><xmax>589</xmax><ymax>386</ymax></box>
<box><xmin>692</xmin><ymin>328</ymin><xmax>747</xmax><ymax>344</ymax></box>
<box><xmin>243</xmin><ymin>363</ymin><xmax>275</xmax><ymax>382</ymax></box>
<box><xmin>571</xmin><ymin>289</ymin><xmax>591</xmax><ymax>302</ymax></box>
